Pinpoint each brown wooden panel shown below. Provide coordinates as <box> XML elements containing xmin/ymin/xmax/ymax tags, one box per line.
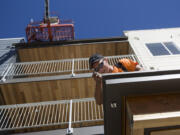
<box><xmin>0</xmin><ymin>87</ymin><xmax>5</xmax><ymax>105</ymax></box>
<box><xmin>127</xmin><ymin>94</ymin><xmax>180</xmax><ymax>115</ymax></box>
<box><xmin>126</xmin><ymin>94</ymin><xmax>180</xmax><ymax>135</ymax></box>
<box><xmin>0</xmin><ymin>78</ymin><xmax>95</xmax><ymax>105</ymax></box>
<box><xmin>151</xmin><ymin>128</ymin><xmax>180</xmax><ymax>135</ymax></box>
<box><xmin>17</xmin><ymin>42</ymin><xmax>129</xmax><ymax>62</ymax></box>
<box><xmin>133</xmin><ymin>129</ymin><xmax>144</xmax><ymax>135</ymax></box>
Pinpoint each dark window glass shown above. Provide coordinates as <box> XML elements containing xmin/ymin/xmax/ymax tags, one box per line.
<box><xmin>164</xmin><ymin>42</ymin><xmax>180</xmax><ymax>54</ymax></box>
<box><xmin>146</xmin><ymin>43</ymin><xmax>170</xmax><ymax>56</ymax></box>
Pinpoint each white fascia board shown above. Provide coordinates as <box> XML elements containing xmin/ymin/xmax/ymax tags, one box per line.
<box><xmin>0</xmin><ymin>37</ymin><xmax>25</xmax><ymax>41</ymax></box>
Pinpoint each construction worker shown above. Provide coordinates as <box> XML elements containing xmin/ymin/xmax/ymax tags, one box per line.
<box><xmin>89</xmin><ymin>54</ymin><xmax>143</xmax><ymax>105</ymax></box>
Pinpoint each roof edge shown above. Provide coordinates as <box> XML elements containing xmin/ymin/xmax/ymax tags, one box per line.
<box><xmin>14</xmin><ymin>36</ymin><xmax>128</xmax><ymax>49</ymax></box>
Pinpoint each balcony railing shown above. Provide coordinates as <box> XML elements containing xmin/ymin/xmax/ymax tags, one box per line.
<box><xmin>0</xmin><ymin>98</ymin><xmax>103</xmax><ymax>131</ymax></box>
<box><xmin>0</xmin><ymin>54</ymin><xmax>138</xmax><ymax>82</ymax></box>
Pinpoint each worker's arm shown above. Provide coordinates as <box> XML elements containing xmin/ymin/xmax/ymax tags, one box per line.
<box><xmin>92</xmin><ymin>72</ymin><xmax>103</xmax><ymax>105</ymax></box>
<box><xmin>121</xmin><ymin>59</ymin><xmax>144</xmax><ymax>71</ymax></box>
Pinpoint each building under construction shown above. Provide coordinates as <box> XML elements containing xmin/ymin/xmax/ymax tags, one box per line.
<box><xmin>1</xmin><ymin>27</ymin><xmax>180</xmax><ymax>135</ymax></box>
<box><xmin>1</xmin><ymin>1</ymin><xmax>180</xmax><ymax>135</ymax></box>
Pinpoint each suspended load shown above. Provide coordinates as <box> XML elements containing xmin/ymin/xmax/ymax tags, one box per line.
<box><xmin>26</xmin><ymin>0</ymin><xmax>75</xmax><ymax>42</ymax></box>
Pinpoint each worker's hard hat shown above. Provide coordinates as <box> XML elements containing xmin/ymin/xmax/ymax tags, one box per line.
<box><xmin>89</xmin><ymin>54</ymin><xmax>104</xmax><ymax>69</ymax></box>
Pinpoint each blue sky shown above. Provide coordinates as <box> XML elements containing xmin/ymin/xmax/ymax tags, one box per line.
<box><xmin>1</xmin><ymin>0</ymin><xmax>180</xmax><ymax>40</ymax></box>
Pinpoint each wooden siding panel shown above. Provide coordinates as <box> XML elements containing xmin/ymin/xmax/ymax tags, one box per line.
<box><xmin>0</xmin><ymin>78</ymin><xmax>95</xmax><ymax>105</ymax></box>
<box><xmin>126</xmin><ymin>94</ymin><xmax>180</xmax><ymax>135</ymax></box>
<box><xmin>17</xmin><ymin>42</ymin><xmax>129</xmax><ymax>62</ymax></box>
<box><xmin>151</xmin><ymin>129</ymin><xmax>180</xmax><ymax>135</ymax></box>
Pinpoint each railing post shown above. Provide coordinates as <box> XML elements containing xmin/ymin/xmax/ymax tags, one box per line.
<box><xmin>66</xmin><ymin>100</ymin><xmax>73</xmax><ymax>135</ymax></box>
<box><xmin>1</xmin><ymin>63</ymin><xmax>13</xmax><ymax>82</ymax></box>
<box><xmin>71</xmin><ymin>59</ymin><xmax>75</xmax><ymax>77</ymax></box>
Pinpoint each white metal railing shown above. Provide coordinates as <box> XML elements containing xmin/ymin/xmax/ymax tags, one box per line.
<box><xmin>0</xmin><ymin>55</ymin><xmax>138</xmax><ymax>80</ymax></box>
<box><xmin>0</xmin><ymin>64</ymin><xmax>9</xmax><ymax>76</ymax></box>
<box><xmin>0</xmin><ymin>98</ymin><xmax>103</xmax><ymax>131</ymax></box>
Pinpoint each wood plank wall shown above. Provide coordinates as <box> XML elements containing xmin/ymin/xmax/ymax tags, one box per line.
<box><xmin>17</xmin><ymin>42</ymin><xmax>129</xmax><ymax>62</ymax></box>
<box><xmin>0</xmin><ymin>78</ymin><xmax>95</xmax><ymax>105</ymax></box>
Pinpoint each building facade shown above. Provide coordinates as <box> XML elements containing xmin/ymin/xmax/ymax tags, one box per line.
<box><xmin>1</xmin><ymin>28</ymin><xmax>180</xmax><ymax>135</ymax></box>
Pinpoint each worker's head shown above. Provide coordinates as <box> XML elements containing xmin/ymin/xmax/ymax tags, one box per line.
<box><xmin>89</xmin><ymin>54</ymin><xmax>111</xmax><ymax>73</ymax></box>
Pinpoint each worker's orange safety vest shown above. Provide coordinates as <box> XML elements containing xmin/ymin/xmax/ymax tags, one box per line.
<box><xmin>112</xmin><ymin>59</ymin><xmax>138</xmax><ymax>73</ymax></box>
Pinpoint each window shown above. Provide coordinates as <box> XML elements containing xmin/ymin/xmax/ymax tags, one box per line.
<box><xmin>146</xmin><ymin>42</ymin><xmax>180</xmax><ymax>56</ymax></box>
<box><xmin>146</xmin><ymin>43</ymin><xmax>170</xmax><ymax>56</ymax></box>
<box><xmin>163</xmin><ymin>42</ymin><xmax>180</xmax><ymax>54</ymax></box>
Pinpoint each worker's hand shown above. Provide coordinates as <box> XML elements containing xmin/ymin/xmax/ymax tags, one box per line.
<box><xmin>135</xmin><ymin>64</ymin><xmax>144</xmax><ymax>71</ymax></box>
<box><xmin>92</xmin><ymin>72</ymin><xmax>102</xmax><ymax>82</ymax></box>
